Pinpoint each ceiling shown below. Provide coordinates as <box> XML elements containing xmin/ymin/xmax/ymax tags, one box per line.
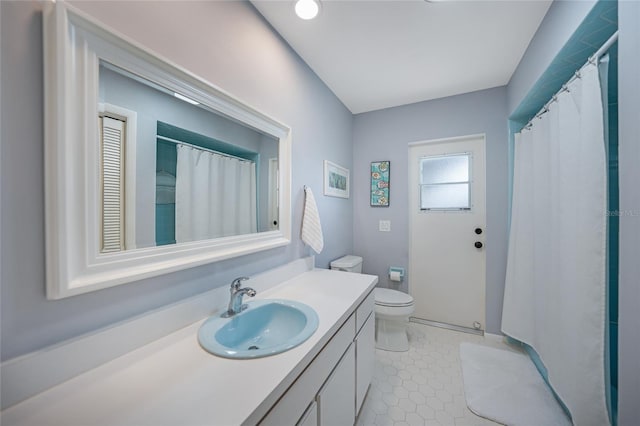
<box><xmin>252</xmin><ymin>0</ymin><xmax>552</xmax><ymax>114</ymax></box>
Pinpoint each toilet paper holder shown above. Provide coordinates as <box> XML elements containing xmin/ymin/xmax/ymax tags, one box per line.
<box><xmin>388</xmin><ymin>267</ymin><xmax>405</xmax><ymax>281</ymax></box>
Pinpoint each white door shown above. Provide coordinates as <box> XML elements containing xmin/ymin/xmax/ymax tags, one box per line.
<box><xmin>408</xmin><ymin>135</ymin><xmax>486</xmax><ymax>331</ymax></box>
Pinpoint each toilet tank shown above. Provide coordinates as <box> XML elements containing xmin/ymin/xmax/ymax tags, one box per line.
<box><xmin>330</xmin><ymin>255</ymin><xmax>363</xmax><ymax>273</ymax></box>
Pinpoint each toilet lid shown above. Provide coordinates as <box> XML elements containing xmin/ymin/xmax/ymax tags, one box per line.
<box><xmin>375</xmin><ymin>288</ymin><xmax>414</xmax><ymax>307</ymax></box>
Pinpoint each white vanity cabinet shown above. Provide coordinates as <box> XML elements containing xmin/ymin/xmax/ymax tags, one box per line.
<box><xmin>297</xmin><ymin>402</ymin><xmax>318</xmax><ymax>426</ymax></box>
<box><xmin>259</xmin><ymin>288</ymin><xmax>375</xmax><ymax>426</ymax></box>
<box><xmin>356</xmin><ymin>313</ymin><xmax>375</xmax><ymax>412</ymax></box>
<box><xmin>317</xmin><ymin>344</ymin><xmax>356</xmax><ymax>425</ymax></box>
<box><xmin>1</xmin><ymin>268</ymin><xmax>378</xmax><ymax>426</ymax></box>
<box><xmin>355</xmin><ymin>289</ymin><xmax>375</xmax><ymax>414</ymax></box>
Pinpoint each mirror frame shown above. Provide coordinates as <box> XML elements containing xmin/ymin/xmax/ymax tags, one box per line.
<box><xmin>43</xmin><ymin>3</ymin><xmax>292</xmax><ymax>299</ymax></box>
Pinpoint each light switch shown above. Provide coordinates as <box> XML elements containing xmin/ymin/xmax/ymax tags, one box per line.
<box><xmin>379</xmin><ymin>220</ymin><xmax>391</xmax><ymax>232</ymax></box>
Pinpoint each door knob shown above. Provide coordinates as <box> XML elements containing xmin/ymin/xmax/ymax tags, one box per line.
<box><xmin>475</xmin><ymin>228</ymin><xmax>483</xmax><ymax>235</ymax></box>
<box><xmin>474</xmin><ymin>241</ymin><xmax>483</xmax><ymax>249</ymax></box>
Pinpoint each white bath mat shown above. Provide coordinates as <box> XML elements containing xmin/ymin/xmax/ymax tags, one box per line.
<box><xmin>459</xmin><ymin>342</ymin><xmax>572</xmax><ymax>426</ymax></box>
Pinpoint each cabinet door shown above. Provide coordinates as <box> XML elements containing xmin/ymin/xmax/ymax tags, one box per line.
<box><xmin>259</xmin><ymin>315</ymin><xmax>356</xmax><ymax>426</ymax></box>
<box><xmin>356</xmin><ymin>313</ymin><xmax>375</xmax><ymax>413</ymax></box>
<box><xmin>297</xmin><ymin>401</ymin><xmax>318</xmax><ymax>426</ymax></box>
<box><xmin>317</xmin><ymin>343</ymin><xmax>355</xmax><ymax>426</ymax></box>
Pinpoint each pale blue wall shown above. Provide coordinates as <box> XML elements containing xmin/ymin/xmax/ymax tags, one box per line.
<box><xmin>0</xmin><ymin>1</ymin><xmax>353</xmax><ymax>361</ymax></box>
<box><xmin>352</xmin><ymin>87</ymin><xmax>509</xmax><ymax>334</ymax></box>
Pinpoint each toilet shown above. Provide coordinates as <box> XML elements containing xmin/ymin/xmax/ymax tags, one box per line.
<box><xmin>330</xmin><ymin>255</ymin><xmax>415</xmax><ymax>352</ymax></box>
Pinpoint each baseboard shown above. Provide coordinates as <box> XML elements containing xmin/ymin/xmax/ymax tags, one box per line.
<box><xmin>410</xmin><ymin>317</ymin><xmax>484</xmax><ymax>336</ymax></box>
<box><xmin>484</xmin><ymin>332</ymin><xmax>506</xmax><ymax>344</ymax></box>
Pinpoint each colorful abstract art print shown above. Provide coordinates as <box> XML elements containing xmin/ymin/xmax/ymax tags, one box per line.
<box><xmin>370</xmin><ymin>161</ymin><xmax>390</xmax><ymax>207</ymax></box>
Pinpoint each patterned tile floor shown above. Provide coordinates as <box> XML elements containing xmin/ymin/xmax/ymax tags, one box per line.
<box><xmin>356</xmin><ymin>322</ymin><xmax>522</xmax><ymax>426</ymax></box>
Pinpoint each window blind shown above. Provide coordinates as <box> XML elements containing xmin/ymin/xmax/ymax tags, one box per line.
<box><xmin>100</xmin><ymin>116</ymin><xmax>125</xmax><ymax>253</ymax></box>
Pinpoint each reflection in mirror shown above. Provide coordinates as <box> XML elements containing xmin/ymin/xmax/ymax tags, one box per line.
<box><xmin>98</xmin><ymin>62</ymin><xmax>279</xmax><ymax>253</ymax></box>
<box><xmin>44</xmin><ymin>2</ymin><xmax>291</xmax><ymax>298</ymax></box>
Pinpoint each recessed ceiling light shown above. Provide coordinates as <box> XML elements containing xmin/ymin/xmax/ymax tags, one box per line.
<box><xmin>295</xmin><ymin>0</ymin><xmax>320</xmax><ymax>20</ymax></box>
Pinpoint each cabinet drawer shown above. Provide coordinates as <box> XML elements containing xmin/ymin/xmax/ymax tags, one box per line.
<box><xmin>296</xmin><ymin>401</ymin><xmax>317</xmax><ymax>426</ymax></box>
<box><xmin>356</xmin><ymin>312</ymin><xmax>375</xmax><ymax>413</ymax></box>
<box><xmin>259</xmin><ymin>314</ymin><xmax>356</xmax><ymax>426</ymax></box>
<box><xmin>356</xmin><ymin>289</ymin><xmax>375</xmax><ymax>332</ymax></box>
<box><xmin>317</xmin><ymin>343</ymin><xmax>355</xmax><ymax>426</ymax></box>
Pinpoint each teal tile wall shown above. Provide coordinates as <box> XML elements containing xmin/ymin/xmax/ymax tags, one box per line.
<box><xmin>510</xmin><ymin>0</ymin><xmax>618</xmax><ymax>124</ymax></box>
<box><xmin>155</xmin><ymin>204</ymin><xmax>176</xmax><ymax>246</ymax></box>
<box><xmin>155</xmin><ymin>140</ymin><xmax>177</xmax><ymax>246</ymax></box>
<box><xmin>157</xmin><ymin>121</ymin><xmax>259</xmax><ymax>162</ymax></box>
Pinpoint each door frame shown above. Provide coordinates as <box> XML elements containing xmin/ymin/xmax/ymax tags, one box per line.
<box><xmin>407</xmin><ymin>133</ymin><xmax>487</xmax><ymax>333</ymax></box>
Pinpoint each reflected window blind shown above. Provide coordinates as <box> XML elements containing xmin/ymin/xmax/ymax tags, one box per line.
<box><xmin>100</xmin><ymin>116</ymin><xmax>125</xmax><ymax>253</ymax></box>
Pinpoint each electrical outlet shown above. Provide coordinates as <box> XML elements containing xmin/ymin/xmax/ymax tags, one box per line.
<box><xmin>379</xmin><ymin>220</ymin><xmax>391</xmax><ymax>232</ymax></box>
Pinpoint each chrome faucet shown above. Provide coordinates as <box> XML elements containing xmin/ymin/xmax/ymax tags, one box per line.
<box><xmin>222</xmin><ymin>277</ymin><xmax>256</xmax><ymax>317</ymax></box>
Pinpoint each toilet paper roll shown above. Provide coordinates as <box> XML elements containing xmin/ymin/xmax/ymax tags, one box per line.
<box><xmin>389</xmin><ymin>270</ymin><xmax>402</xmax><ymax>282</ymax></box>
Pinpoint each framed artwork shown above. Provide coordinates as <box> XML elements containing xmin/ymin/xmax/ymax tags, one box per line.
<box><xmin>370</xmin><ymin>161</ymin><xmax>390</xmax><ymax>207</ymax></box>
<box><xmin>324</xmin><ymin>160</ymin><xmax>350</xmax><ymax>198</ymax></box>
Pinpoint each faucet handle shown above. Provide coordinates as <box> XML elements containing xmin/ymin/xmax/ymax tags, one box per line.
<box><xmin>231</xmin><ymin>276</ymin><xmax>250</xmax><ymax>289</ymax></box>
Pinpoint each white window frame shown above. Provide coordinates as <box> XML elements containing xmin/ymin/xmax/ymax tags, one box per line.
<box><xmin>419</xmin><ymin>152</ymin><xmax>473</xmax><ymax>211</ymax></box>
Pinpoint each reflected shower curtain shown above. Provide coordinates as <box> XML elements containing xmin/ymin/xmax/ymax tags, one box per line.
<box><xmin>502</xmin><ymin>61</ymin><xmax>609</xmax><ymax>426</ymax></box>
<box><xmin>175</xmin><ymin>144</ymin><xmax>257</xmax><ymax>243</ymax></box>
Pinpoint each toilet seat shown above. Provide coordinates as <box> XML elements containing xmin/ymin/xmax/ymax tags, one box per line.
<box><xmin>374</xmin><ymin>288</ymin><xmax>414</xmax><ymax>307</ymax></box>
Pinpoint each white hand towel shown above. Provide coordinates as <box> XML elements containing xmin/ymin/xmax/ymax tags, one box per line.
<box><xmin>301</xmin><ymin>187</ymin><xmax>324</xmax><ymax>254</ymax></box>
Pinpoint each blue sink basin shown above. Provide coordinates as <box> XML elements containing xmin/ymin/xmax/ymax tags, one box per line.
<box><xmin>198</xmin><ymin>299</ymin><xmax>319</xmax><ymax>359</ymax></box>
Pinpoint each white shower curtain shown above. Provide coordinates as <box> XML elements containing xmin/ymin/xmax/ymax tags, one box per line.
<box><xmin>502</xmin><ymin>61</ymin><xmax>609</xmax><ymax>426</ymax></box>
<box><xmin>175</xmin><ymin>144</ymin><xmax>257</xmax><ymax>243</ymax></box>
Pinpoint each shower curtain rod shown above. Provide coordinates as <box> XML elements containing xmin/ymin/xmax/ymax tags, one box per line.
<box><xmin>156</xmin><ymin>135</ymin><xmax>255</xmax><ymax>163</ymax></box>
<box><xmin>523</xmin><ymin>31</ymin><xmax>619</xmax><ymax>130</ymax></box>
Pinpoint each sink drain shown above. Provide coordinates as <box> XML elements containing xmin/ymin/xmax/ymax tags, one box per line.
<box><xmin>248</xmin><ymin>345</ymin><xmax>259</xmax><ymax>350</ymax></box>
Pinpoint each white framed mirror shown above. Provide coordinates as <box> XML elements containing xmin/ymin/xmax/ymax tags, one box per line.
<box><xmin>43</xmin><ymin>3</ymin><xmax>292</xmax><ymax>299</ymax></box>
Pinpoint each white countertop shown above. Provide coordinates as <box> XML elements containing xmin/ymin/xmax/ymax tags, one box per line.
<box><xmin>2</xmin><ymin>269</ymin><xmax>377</xmax><ymax>426</ymax></box>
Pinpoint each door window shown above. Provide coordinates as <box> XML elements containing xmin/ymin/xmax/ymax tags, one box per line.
<box><xmin>419</xmin><ymin>153</ymin><xmax>471</xmax><ymax>210</ymax></box>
